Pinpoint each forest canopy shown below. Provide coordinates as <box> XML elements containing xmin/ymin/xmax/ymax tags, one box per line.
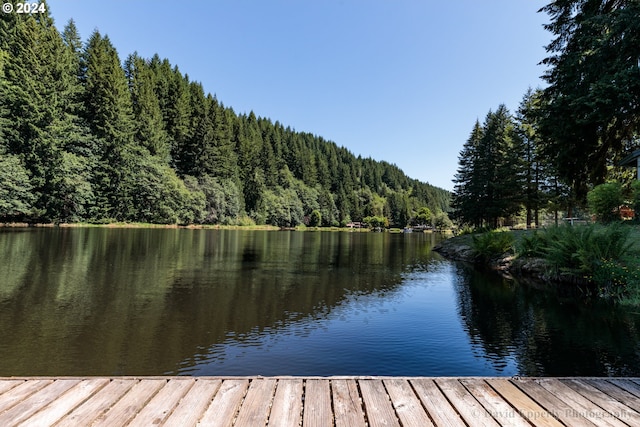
<box><xmin>452</xmin><ymin>0</ymin><xmax>640</xmax><ymax>228</ymax></box>
<box><xmin>0</xmin><ymin>1</ymin><xmax>450</xmax><ymax>227</ymax></box>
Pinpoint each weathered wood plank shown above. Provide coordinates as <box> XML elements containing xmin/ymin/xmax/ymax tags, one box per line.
<box><xmin>606</xmin><ymin>379</ymin><xmax>640</xmax><ymax>400</ymax></box>
<box><xmin>565</xmin><ymin>379</ymin><xmax>640</xmax><ymax>426</ymax></box>
<box><xmin>513</xmin><ymin>379</ymin><xmax>596</xmax><ymax>427</ymax></box>
<box><xmin>0</xmin><ymin>379</ymin><xmax>78</xmax><ymax>426</ymax></box>
<box><xmin>92</xmin><ymin>379</ymin><xmax>165</xmax><ymax>427</ymax></box>
<box><xmin>383</xmin><ymin>378</ymin><xmax>434</xmax><ymax>427</ymax></box>
<box><xmin>332</xmin><ymin>379</ymin><xmax>366</xmax><ymax>427</ymax></box>
<box><xmin>128</xmin><ymin>378</ymin><xmax>195</xmax><ymax>426</ymax></box>
<box><xmin>197</xmin><ymin>379</ymin><xmax>249</xmax><ymax>427</ymax></box>
<box><xmin>583</xmin><ymin>379</ymin><xmax>640</xmax><ymax>413</ymax></box>
<box><xmin>165</xmin><ymin>379</ymin><xmax>221</xmax><ymax>426</ymax></box>
<box><xmin>0</xmin><ymin>377</ymin><xmax>638</xmax><ymax>426</ymax></box>
<box><xmin>235</xmin><ymin>379</ymin><xmax>277</xmax><ymax>427</ymax></box>
<box><xmin>410</xmin><ymin>378</ymin><xmax>464</xmax><ymax>427</ymax></box>
<box><xmin>460</xmin><ymin>379</ymin><xmax>531</xmax><ymax>427</ymax></box>
<box><xmin>536</xmin><ymin>378</ymin><xmax>627</xmax><ymax>427</ymax></box>
<box><xmin>0</xmin><ymin>380</ymin><xmax>25</xmax><ymax>396</ymax></box>
<box><xmin>303</xmin><ymin>379</ymin><xmax>333</xmax><ymax>427</ymax></box>
<box><xmin>487</xmin><ymin>379</ymin><xmax>563</xmax><ymax>427</ymax></box>
<box><xmin>268</xmin><ymin>379</ymin><xmax>303</xmax><ymax>427</ymax></box>
<box><xmin>56</xmin><ymin>379</ymin><xmax>136</xmax><ymax>426</ymax></box>
<box><xmin>0</xmin><ymin>379</ymin><xmax>53</xmax><ymax>414</ymax></box>
<box><xmin>359</xmin><ymin>379</ymin><xmax>400</xmax><ymax>427</ymax></box>
<box><xmin>18</xmin><ymin>378</ymin><xmax>109</xmax><ymax>427</ymax></box>
<box><xmin>436</xmin><ymin>378</ymin><xmax>500</xmax><ymax>427</ymax></box>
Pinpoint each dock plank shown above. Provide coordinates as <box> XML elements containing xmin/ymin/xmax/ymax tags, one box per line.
<box><xmin>0</xmin><ymin>377</ymin><xmax>638</xmax><ymax>426</ymax></box>
<box><xmin>606</xmin><ymin>379</ymin><xmax>640</xmax><ymax>400</ymax></box>
<box><xmin>198</xmin><ymin>379</ymin><xmax>249</xmax><ymax>427</ymax></box>
<box><xmin>0</xmin><ymin>380</ymin><xmax>25</xmax><ymax>396</ymax></box>
<box><xmin>0</xmin><ymin>379</ymin><xmax>53</xmax><ymax>414</ymax></box>
<box><xmin>331</xmin><ymin>379</ymin><xmax>366</xmax><ymax>427</ymax></box>
<box><xmin>128</xmin><ymin>378</ymin><xmax>195</xmax><ymax>426</ymax></box>
<box><xmin>19</xmin><ymin>378</ymin><xmax>109</xmax><ymax>427</ymax></box>
<box><xmin>536</xmin><ymin>378</ymin><xmax>627</xmax><ymax>427</ymax></box>
<box><xmin>92</xmin><ymin>379</ymin><xmax>165</xmax><ymax>427</ymax></box>
<box><xmin>460</xmin><ymin>379</ymin><xmax>531</xmax><ymax>427</ymax></box>
<box><xmin>384</xmin><ymin>378</ymin><xmax>433</xmax><ymax>427</ymax></box>
<box><xmin>583</xmin><ymin>379</ymin><xmax>640</xmax><ymax>413</ymax></box>
<box><xmin>165</xmin><ymin>379</ymin><xmax>221</xmax><ymax>426</ymax></box>
<box><xmin>436</xmin><ymin>378</ymin><xmax>500</xmax><ymax>427</ymax></box>
<box><xmin>235</xmin><ymin>379</ymin><xmax>277</xmax><ymax>427</ymax></box>
<box><xmin>410</xmin><ymin>378</ymin><xmax>464</xmax><ymax>427</ymax></box>
<box><xmin>0</xmin><ymin>379</ymin><xmax>78</xmax><ymax>426</ymax></box>
<box><xmin>565</xmin><ymin>379</ymin><xmax>640</xmax><ymax>426</ymax></box>
<box><xmin>513</xmin><ymin>379</ymin><xmax>596</xmax><ymax>427</ymax></box>
<box><xmin>303</xmin><ymin>379</ymin><xmax>333</xmax><ymax>427</ymax></box>
<box><xmin>56</xmin><ymin>379</ymin><xmax>136</xmax><ymax>426</ymax></box>
<box><xmin>487</xmin><ymin>378</ymin><xmax>563</xmax><ymax>427</ymax></box>
<box><xmin>359</xmin><ymin>379</ymin><xmax>400</xmax><ymax>427</ymax></box>
<box><xmin>268</xmin><ymin>378</ymin><xmax>303</xmax><ymax>427</ymax></box>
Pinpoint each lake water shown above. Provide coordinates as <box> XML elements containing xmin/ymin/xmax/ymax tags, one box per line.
<box><xmin>1</xmin><ymin>228</ymin><xmax>639</xmax><ymax>377</ymax></box>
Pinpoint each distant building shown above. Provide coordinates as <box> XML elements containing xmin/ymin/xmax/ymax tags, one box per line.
<box><xmin>618</xmin><ymin>149</ymin><xmax>640</xmax><ymax>180</ymax></box>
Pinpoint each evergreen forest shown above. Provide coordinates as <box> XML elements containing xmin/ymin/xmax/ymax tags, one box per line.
<box><xmin>452</xmin><ymin>0</ymin><xmax>640</xmax><ymax>228</ymax></box>
<box><xmin>0</xmin><ymin>1</ymin><xmax>450</xmax><ymax>228</ymax></box>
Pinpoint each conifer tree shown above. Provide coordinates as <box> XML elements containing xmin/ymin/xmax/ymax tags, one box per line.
<box><xmin>452</xmin><ymin>121</ymin><xmax>484</xmax><ymax>227</ymax></box>
<box><xmin>125</xmin><ymin>53</ymin><xmax>169</xmax><ymax>160</ymax></box>
<box><xmin>539</xmin><ymin>0</ymin><xmax>640</xmax><ymax>200</ymax></box>
<box><xmin>82</xmin><ymin>30</ymin><xmax>135</xmax><ymax>219</ymax></box>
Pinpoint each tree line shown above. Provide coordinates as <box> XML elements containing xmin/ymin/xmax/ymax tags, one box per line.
<box><xmin>453</xmin><ymin>0</ymin><xmax>640</xmax><ymax>228</ymax></box>
<box><xmin>0</xmin><ymin>1</ymin><xmax>450</xmax><ymax>227</ymax></box>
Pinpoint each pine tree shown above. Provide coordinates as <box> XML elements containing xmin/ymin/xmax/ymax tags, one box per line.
<box><xmin>82</xmin><ymin>30</ymin><xmax>135</xmax><ymax>219</ymax></box>
<box><xmin>452</xmin><ymin>120</ymin><xmax>484</xmax><ymax>227</ymax></box>
<box><xmin>453</xmin><ymin>107</ymin><xmax>526</xmax><ymax>228</ymax></box>
<box><xmin>539</xmin><ymin>0</ymin><xmax>640</xmax><ymax>200</ymax></box>
<box><xmin>125</xmin><ymin>53</ymin><xmax>169</xmax><ymax>160</ymax></box>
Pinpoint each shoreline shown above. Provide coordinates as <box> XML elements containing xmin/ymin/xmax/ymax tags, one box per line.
<box><xmin>0</xmin><ymin>222</ymin><xmax>376</xmax><ymax>232</ymax></box>
<box><xmin>432</xmin><ymin>234</ymin><xmax>552</xmax><ymax>283</ymax></box>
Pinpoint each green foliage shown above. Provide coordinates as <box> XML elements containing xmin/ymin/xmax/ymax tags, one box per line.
<box><xmin>518</xmin><ymin>224</ymin><xmax>635</xmax><ymax>284</ymax></box>
<box><xmin>453</xmin><ymin>106</ymin><xmax>527</xmax><ymax>228</ymax></box>
<box><xmin>122</xmin><ymin>150</ymin><xmax>205</xmax><ymax>224</ymax></box>
<box><xmin>592</xmin><ymin>257</ymin><xmax>640</xmax><ymax>303</ymax></box>
<box><xmin>587</xmin><ymin>182</ymin><xmax>623</xmax><ymax>223</ymax></box>
<box><xmin>363</xmin><ymin>215</ymin><xmax>389</xmax><ymax>229</ymax></box>
<box><xmin>471</xmin><ymin>230</ymin><xmax>515</xmax><ymax>262</ymax></box>
<box><xmin>413</xmin><ymin>207</ymin><xmax>432</xmax><ymax>226</ymax></box>
<box><xmin>539</xmin><ymin>1</ymin><xmax>640</xmax><ymax>200</ymax></box>
<box><xmin>309</xmin><ymin>210</ymin><xmax>322</xmax><ymax>227</ymax></box>
<box><xmin>0</xmin><ymin>1</ymin><xmax>451</xmax><ymax>226</ymax></box>
<box><xmin>432</xmin><ymin>210</ymin><xmax>454</xmax><ymax>231</ymax></box>
<box><xmin>196</xmin><ymin>175</ymin><xmax>242</xmax><ymax>225</ymax></box>
<box><xmin>0</xmin><ymin>154</ymin><xmax>36</xmax><ymax>219</ymax></box>
<box><xmin>632</xmin><ymin>181</ymin><xmax>640</xmax><ymax>224</ymax></box>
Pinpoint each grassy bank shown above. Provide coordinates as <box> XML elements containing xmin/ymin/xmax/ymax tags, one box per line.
<box><xmin>437</xmin><ymin>224</ymin><xmax>640</xmax><ymax>305</ymax></box>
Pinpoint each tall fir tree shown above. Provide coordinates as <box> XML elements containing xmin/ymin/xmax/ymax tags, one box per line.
<box><xmin>125</xmin><ymin>53</ymin><xmax>169</xmax><ymax>160</ymax></box>
<box><xmin>82</xmin><ymin>30</ymin><xmax>135</xmax><ymax>219</ymax></box>
<box><xmin>452</xmin><ymin>120</ymin><xmax>484</xmax><ymax>227</ymax></box>
<box><xmin>539</xmin><ymin>0</ymin><xmax>640</xmax><ymax>201</ymax></box>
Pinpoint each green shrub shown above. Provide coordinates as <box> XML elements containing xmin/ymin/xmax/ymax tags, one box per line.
<box><xmin>593</xmin><ymin>256</ymin><xmax>640</xmax><ymax>303</ymax></box>
<box><xmin>587</xmin><ymin>182</ymin><xmax>623</xmax><ymax>223</ymax></box>
<box><xmin>516</xmin><ymin>223</ymin><xmax>640</xmax><ymax>303</ymax></box>
<box><xmin>545</xmin><ymin>224</ymin><xmax>633</xmax><ymax>277</ymax></box>
<box><xmin>471</xmin><ymin>230</ymin><xmax>515</xmax><ymax>261</ymax></box>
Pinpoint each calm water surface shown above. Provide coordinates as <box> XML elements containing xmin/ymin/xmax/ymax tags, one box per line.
<box><xmin>1</xmin><ymin>228</ymin><xmax>639</xmax><ymax>376</ymax></box>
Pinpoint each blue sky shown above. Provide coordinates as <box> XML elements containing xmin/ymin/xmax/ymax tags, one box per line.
<box><xmin>48</xmin><ymin>0</ymin><xmax>551</xmax><ymax>191</ymax></box>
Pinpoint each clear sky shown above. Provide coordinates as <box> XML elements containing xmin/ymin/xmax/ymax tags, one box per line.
<box><xmin>47</xmin><ymin>0</ymin><xmax>552</xmax><ymax>191</ymax></box>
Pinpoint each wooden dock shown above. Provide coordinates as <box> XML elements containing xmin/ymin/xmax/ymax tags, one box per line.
<box><xmin>1</xmin><ymin>377</ymin><xmax>639</xmax><ymax>426</ymax></box>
